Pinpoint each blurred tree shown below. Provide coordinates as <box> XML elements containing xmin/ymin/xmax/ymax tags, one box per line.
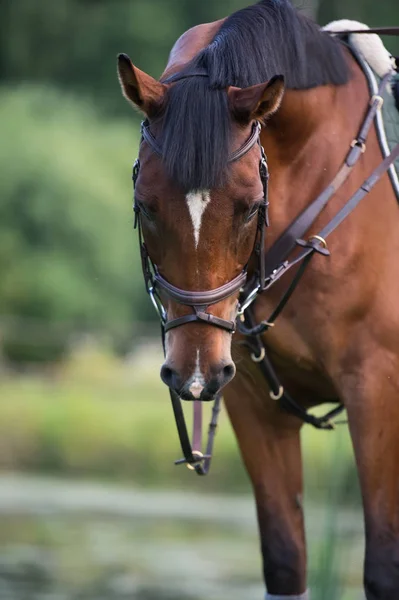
<box><xmin>1</xmin><ymin>0</ymin><xmax>395</xmax><ymax>115</ymax></box>
<box><xmin>0</xmin><ymin>86</ymin><xmax>150</xmax><ymax>362</ymax></box>
<box><xmin>0</xmin><ymin>0</ymin><xmax>254</xmax><ymax>115</ymax></box>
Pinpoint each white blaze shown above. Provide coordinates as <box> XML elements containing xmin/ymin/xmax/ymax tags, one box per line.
<box><xmin>188</xmin><ymin>349</ymin><xmax>205</xmax><ymax>399</ymax></box>
<box><xmin>186</xmin><ymin>190</ymin><xmax>211</xmax><ymax>248</ymax></box>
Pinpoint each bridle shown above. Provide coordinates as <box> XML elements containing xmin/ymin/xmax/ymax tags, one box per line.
<box><xmin>133</xmin><ymin>114</ymin><xmax>270</xmax><ymax>475</ymax></box>
<box><xmin>133</xmin><ymin>119</ymin><xmax>270</xmax><ymax>335</ymax></box>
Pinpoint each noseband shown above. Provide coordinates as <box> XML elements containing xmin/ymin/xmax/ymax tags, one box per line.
<box><xmin>133</xmin><ymin>119</ymin><xmax>269</xmax><ymax>335</ymax></box>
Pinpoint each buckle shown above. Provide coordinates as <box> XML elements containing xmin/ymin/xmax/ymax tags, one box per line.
<box><xmin>370</xmin><ymin>94</ymin><xmax>384</xmax><ymax>110</ymax></box>
<box><xmin>132</xmin><ymin>158</ymin><xmax>140</xmax><ymax>185</ymax></box>
<box><xmin>270</xmin><ymin>386</ymin><xmax>284</xmax><ymax>401</ymax></box>
<box><xmin>350</xmin><ymin>139</ymin><xmax>366</xmax><ymax>153</ymax></box>
<box><xmin>296</xmin><ymin>236</ymin><xmax>330</xmax><ymax>256</ymax></box>
<box><xmin>174</xmin><ymin>451</ymin><xmax>211</xmax><ymax>469</ymax></box>
<box><xmin>250</xmin><ymin>347</ymin><xmax>266</xmax><ymax>363</ymax></box>
<box><xmin>148</xmin><ymin>287</ymin><xmax>167</xmax><ymax>323</ymax></box>
<box><xmin>237</xmin><ymin>285</ymin><xmax>260</xmax><ymax>316</ymax></box>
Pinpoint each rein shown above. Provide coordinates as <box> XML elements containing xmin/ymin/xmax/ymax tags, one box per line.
<box><xmin>132</xmin><ymin>31</ymin><xmax>399</xmax><ymax>474</ymax></box>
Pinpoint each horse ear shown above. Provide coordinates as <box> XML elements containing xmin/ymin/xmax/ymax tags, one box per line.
<box><xmin>117</xmin><ymin>53</ymin><xmax>166</xmax><ymax>115</ymax></box>
<box><xmin>228</xmin><ymin>75</ymin><xmax>285</xmax><ymax>123</ymax></box>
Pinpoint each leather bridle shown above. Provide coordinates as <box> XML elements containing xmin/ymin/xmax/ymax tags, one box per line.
<box><xmin>133</xmin><ymin>119</ymin><xmax>270</xmax><ymax>335</ymax></box>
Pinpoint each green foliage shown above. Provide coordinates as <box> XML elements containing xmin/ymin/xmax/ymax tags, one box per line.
<box><xmin>0</xmin><ymin>86</ymin><xmax>149</xmax><ymax>362</ymax></box>
<box><xmin>0</xmin><ymin>0</ymin><xmax>254</xmax><ymax>115</ymax></box>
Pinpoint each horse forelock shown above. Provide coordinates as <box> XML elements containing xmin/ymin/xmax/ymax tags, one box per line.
<box><xmin>157</xmin><ymin>0</ymin><xmax>351</xmax><ymax>192</ymax></box>
<box><xmin>159</xmin><ymin>77</ymin><xmax>231</xmax><ymax>192</ymax></box>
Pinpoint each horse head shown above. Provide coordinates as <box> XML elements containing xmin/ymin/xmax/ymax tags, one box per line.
<box><xmin>118</xmin><ymin>54</ymin><xmax>285</xmax><ymax>400</ymax></box>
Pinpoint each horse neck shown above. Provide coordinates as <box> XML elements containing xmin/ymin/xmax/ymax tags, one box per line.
<box><xmin>262</xmin><ymin>63</ymin><xmax>369</xmax><ymax>228</ymax></box>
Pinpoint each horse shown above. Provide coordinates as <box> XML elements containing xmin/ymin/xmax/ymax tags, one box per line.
<box><xmin>117</xmin><ymin>1</ymin><xmax>399</xmax><ymax>598</ymax></box>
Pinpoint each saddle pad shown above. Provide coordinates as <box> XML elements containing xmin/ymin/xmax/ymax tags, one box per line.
<box><xmin>349</xmin><ymin>43</ymin><xmax>399</xmax><ymax>199</ymax></box>
<box><xmin>323</xmin><ymin>21</ymin><xmax>399</xmax><ymax>199</ymax></box>
<box><xmin>381</xmin><ymin>71</ymin><xmax>399</xmax><ymax>177</ymax></box>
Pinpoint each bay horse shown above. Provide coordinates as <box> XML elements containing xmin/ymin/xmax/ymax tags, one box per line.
<box><xmin>117</xmin><ymin>1</ymin><xmax>399</xmax><ymax>598</ymax></box>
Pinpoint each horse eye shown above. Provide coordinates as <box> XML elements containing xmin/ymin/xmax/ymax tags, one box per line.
<box><xmin>246</xmin><ymin>202</ymin><xmax>260</xmax><ymax>222</ymax></box>
<box><xmin>136</xmin><ymin>199</ymin><xmax>155</xmax><ymax>221</ymax></box>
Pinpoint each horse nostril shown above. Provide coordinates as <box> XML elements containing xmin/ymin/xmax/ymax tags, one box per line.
<box><xmin>222</xmin><ymin>362</ymin><xmax>236</xmax><ymax>385</ymax></box>
<box><xmin>160</xmin><ymin>364</ymin><xmax>175</xmax><ymax>388</ymax></box>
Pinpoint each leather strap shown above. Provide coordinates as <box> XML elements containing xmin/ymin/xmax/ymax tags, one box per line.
<box><xmin>228</xmin><ymin>122</ymin><xmax>262</xmax><ymax>163</ymax></box>
<box><xmin>243</xmin><ymin>308</ymin><xmax>345</xmax><ymax>430</ymax></box>
<box><xmin>260</xmin><ymin>138</ymin><xmax>399</xmax><ymax>299</ymax></box>
<box><xmin>154</xmin><ymin>270</ymin><xmax>247</xmax><ymax>306</ymax></box>
<box><xmin>173</xmin><ymin>391</ymin><xmax>222</xmax><ymax>475</ymax></box>
<box><xmin>141</xmin><ymin>119</ymin><xmax>262</xmax><ymax>165</ymax></box>
<box><xmin>163</xmin><ymin>327</ymin><xmax>222</xmax><ymax>476</ymax></box>
<box><xmin>263</xmin><ymin>71</ymin><xmax>393</xmax><ymax>281</ymax></box>
<box><xmin>141</xmin><ymin>121</ymin><xmax>163</xmax><ymax>157</ymax></box>
<box><xmin>164</xmin><ymin>311</ymin><xmax>236</xmax><ymax>333</ymax></box>
<box><xmin>318</xmin><ymin>143</ymin><xmax>399</xmax><ymax>240</ymax></box>
<box><xmin>154</xmin><ymin>270</ymin><xmax>245</xmax><ymax>333</ymax></box>
<box><xmin>338</xmin><ymin>27</ymin><xmax>399</xmax><ymax>37</ymax></box>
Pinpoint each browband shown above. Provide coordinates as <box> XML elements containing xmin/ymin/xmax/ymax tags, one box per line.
<box><xmin>141</xmin><ymin>120</ymin><xmax>261</xmax><ymax>164</ymax></box>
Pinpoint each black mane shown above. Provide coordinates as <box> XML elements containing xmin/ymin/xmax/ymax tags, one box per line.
<box><xmin>159</xmin><ymin>0</ymin><xmax>350</xmax><ymax>191</ymax></box>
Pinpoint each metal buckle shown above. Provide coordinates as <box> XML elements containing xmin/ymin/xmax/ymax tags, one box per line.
<box><xmin>263</xmin><ymin>262</ymin><xmax>290</xmax><ymax>290</ymax></box>
<box><xmin>148</xmin><ymin>287</ymin><xmax>167</xmax><ymax>323</ymax></box>
<box><xmin>308</xmin><ymin>235</ymin><xmax>328</xmax><ymax>249</ymax></box>
<box><xmin>186</xmin><ymin>451</ymin><xmax>204</xmax><ymax>471</ymax></box>
<box><xmin>132</xmin><ymin>158</ymin><xmax>140</xmax><ymax>185</ymax></box>
<box><xmin>370</xmin><ymin>94</ymin><xmax>384</xmax><ymax>110</ymax></box>
<box><xmin>350</xmin><ymin>139</ymin><xmax>366</xmax><ymax>153</ymax></box>
<box><xmin>270</xmin><ymin>386</ymin><xmax>284</xmax><ymax>401</ymax></box>
<box><xmin>174</xmin><ymin>451</ymin><xmax>211</xmax><ymax>468</ymax></box>
<box><xmin>237</xmin><ymin>285</ymin><xmax>260</xmax><ymax>316</ymax></box>
<box><xmin>251</xmin><ymin>347</ymin><xmax>265</xmax><ymax>363</ymax></box>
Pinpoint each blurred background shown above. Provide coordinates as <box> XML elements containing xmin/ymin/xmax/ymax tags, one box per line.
<box><xmin>0</xmin><ymin>1</ymin><xmax>398</xmax><ymax>599</ymax></box>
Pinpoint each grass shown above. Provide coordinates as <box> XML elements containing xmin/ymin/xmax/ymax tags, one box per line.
<box><xmin>0</xmin><ymin>342</ymin><xmax>359</xmax><ymax>500</ymax></box>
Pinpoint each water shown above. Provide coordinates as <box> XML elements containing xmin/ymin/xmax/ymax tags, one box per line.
<box><xmin>0</xmin><ymin>475</ymin><xmax>364</xmax><ymax>600</ymax></box>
